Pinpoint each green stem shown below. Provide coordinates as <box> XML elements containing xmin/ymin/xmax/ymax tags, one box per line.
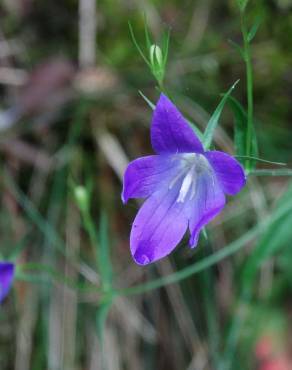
<box><xmin>17</xmin><ymin>262</ymin><xmax>102</xmax><ymax>293</ymax></box>
<box><xmin>241</xmin><ymin>13</ymin><xmax>254</xmax><ymax>172</ymax></box>
<box><xmin>82</xmin><ymin>208</ymin><xmax>99</xmax><ymax>253</ymax></box>
<box><xmin>80</xmin><ymin>207</ymin><xmax>102</xmax><ymax>281</ymax></box>
<box><xmin>219</xmin><ymin>286</ymin><xmax>251</xmax><ymax>370</ymax></box>
<box><xmin>201</xmin><ymin>246</ymin><xmax>220</xmax><ymax>367</ymax></box>
<box><xmin>250</xmin><ymin>169</ymin><xmax>292</xmax><ymax>176</ymax></box>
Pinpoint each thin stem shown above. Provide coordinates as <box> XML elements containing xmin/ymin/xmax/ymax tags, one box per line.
<box><xmin>17</xmin><ymin>262</ymin><xmax>102</xmax><ymax>293</ymax></box>
<box><xmin>241</xmin><ymin>13</ymin><xmax>254</xmax><ymax>172</ymax></box>
<box><xmin>219</xmin><ymin>286</ymin><xmax>251</xmax><ymax>370</ymax></box>
<box><xmin>250</xmin><ymin>169</ymin><xmax>292</xmax><ymax>176</ymax></box>
<box><xmin>81</xmin><ymin>207</ymin><xmax>101</xmax><ymax>273</ymax></box>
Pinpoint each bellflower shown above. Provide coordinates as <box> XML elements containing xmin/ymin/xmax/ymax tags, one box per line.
<box><xmin>0</xmin><ymin>262</ymin><xmax>15</xmax><ymax>302</ymax></box>
<box><xmin>122</xmin><ymin>94</ymin><xmax>246</xmax><ymax>265</ymax></box>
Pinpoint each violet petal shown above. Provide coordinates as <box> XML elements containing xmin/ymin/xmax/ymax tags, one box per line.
<box><xmin>188</xmin><ymin>171</ymin><xmax>225</xmax><ymax>246</ymax></box>
<box><xmin>151</xmin><ymin>94</ymin><xmax>204</xmax><ymax>154</ymax></box>
<box><xmin>130</xmin><ymin>182</ymin><xmax>188</xmax><ymax>265</ymax></box>
<box><xmin>205</xmin><ymin>151</ymin><xmax>246</xmax><ymax>195</ymax></box>
<box><xmin>122</xmin><ymin>154</ymin><xmax>181</xmax><ymax>203</ymax></box>
<box><xmin>0</xmin><ymin>262</ymin><xmax>15</xmax><ymax>303</ymax></box>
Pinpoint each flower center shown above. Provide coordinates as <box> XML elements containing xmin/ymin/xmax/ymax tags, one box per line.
<box><xmin>169</xmin><ymin>154</ymin><xmax>211</xmax><ymax>203</ymax></box>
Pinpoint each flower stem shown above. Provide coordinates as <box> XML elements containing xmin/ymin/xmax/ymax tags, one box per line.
<box><xmin>241</xmin><ymin>13</ymin><xmax>254</xmax><ymax>172</ymax></box>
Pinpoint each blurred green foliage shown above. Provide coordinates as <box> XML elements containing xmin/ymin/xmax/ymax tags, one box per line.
<box><xmin>0</xmin><ymin>1</ymin><xmax>292</xmax><ymax>370</ymax></box>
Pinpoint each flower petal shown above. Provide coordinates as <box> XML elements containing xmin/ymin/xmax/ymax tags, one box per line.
<box><xmin>130</xmin><ymin>184</ymin><xmax>188</xmax><ymax>265</ymax></box>
<box><xmin>0</xmin><ymin>262</ymin><xmax>15</xmax><ymax>303</ymax></box>
<box><xmin>205</xmin><ymin>151</ymin><xmax>246</xmax><ymax>195</ymax></box>
<box><xmin>151</xmin><ymin>94</ymin><xmax>204</xmax><ymax>154</ymax></box>
<box><xmin>188</xmin><ymin>171</ymin><xmax>225</xmax><ymax>246</ymax></box>
<box><xmin>122</xmin><ymin>155</ymin><xmax>181</xmax><ymax>203</ymax></box>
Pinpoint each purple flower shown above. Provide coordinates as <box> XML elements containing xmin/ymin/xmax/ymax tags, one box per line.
<box><xmin>0</xmin><ymin>262</ymin><xmax>15</xmax><ymax>302</ymax></box>
<box><xmin>122</xmin><ymin>94</ymin><xmax>246</xmax><ymax>265</ymax></box>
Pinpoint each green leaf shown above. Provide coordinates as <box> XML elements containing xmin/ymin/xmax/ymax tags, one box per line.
<box><xmin>143</xmin><ymin>15</ymin><xmax>152</xmax><ymax>50</ymax></box>
<box><xmin>247</xmin><ymin>16</ymin><xmax>261</xmax><ymax>43</ymax></box>
<box><xmin>139</xmin><ymin>90</ymin><xmax>155</xmax><ymax>110</ymax></box>
<box><xmin>162</xmin><ymin>28</ymin><xmax>171</xmax><ymax>67</ymax></box>
<box><xmin>235</xmin><ymin>156</ymin><xmax>286</xmax><ymax>166</ymax></box>
<box><xmin>250</xmin><ymin>169</ymin><xmax>292</xmax><ymax>176</ymax></box>
<box><xmin>227</xmin><ymin>96</ymin><xmax>258</xmax><ymax>167</ymax></box>
<box><xmin>203</xmin><ymin>80</ymin><xmax>239</xmax><ymax>150</ymax></box>
<box><xmin>237</xmin><ymin>0</ymin><xmax>249</xmax><ymax>12</ymax></box>
<box><xmin>128</xmin><ymin>22</ymin><xmax>150</xmax><ymax>67</ymax></box>
<box><xmin>228</xmin><ymin>39</ymin><xmax>245</xmax><ymax>60</ymax></box>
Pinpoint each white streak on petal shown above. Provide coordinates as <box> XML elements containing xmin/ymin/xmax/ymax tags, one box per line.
<box><xmin>177</xmin><ymin>170</ymin><xmax>193</xmax><ymax>203</ymax></box>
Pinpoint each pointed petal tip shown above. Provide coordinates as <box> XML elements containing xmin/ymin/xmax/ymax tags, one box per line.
<box><xmin>132</xmin><ymin>242</ymin><xmax>153</xmax><ymax>265</ymax></box>
<box><xmin>121</xmin><ymin>192</ymin><xmax>128</xmax><ymax>204</ymax></box>
<box><xmin>156</xmin><ymin>93</ymin><xmax>176</xmax><ymax>112</ymax></box>
<box><xmin>151</xmin><ymin>93</ymin><xmax>204</xmax><ymax>154</ymax></box>
<box><xmin>157</xmin><ymin>93</ymin><xmax>169</xmax><ymax>102</ymax></box>
<box><xmin>189</xmin><ymin>235</ymin><xmax>199</xmax><ymax>249</ymax></box>
<box><xmin>133</xmin><ymin>252</ymin><xmax>151</xmax><ymax>266</ymax></box>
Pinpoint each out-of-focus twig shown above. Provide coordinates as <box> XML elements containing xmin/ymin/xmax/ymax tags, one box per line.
<box><xmin>159</xmin><ymin>259</ymin><xmax>206</xmax><ymax>358</ymax></box>
<box><xmin>15</xmin><ymin>287</ymin><xmax>39</xmax><ymax>370</ymax></box>
<box><xmin>0</xmin><ymin>58</ymin><xmax>75</xmax><ymax>132</ymax></box>
<box><xmin>113</xmin><ymin>297</ymin><xmax>156</xmax><ymax>343</ymax></box>
<box><xmin>79</xmin><ymin>0</ymin><xmax>97</xmax><ymax>68</ymax></box>
<box><xmin>1</xmin><ymin>139</ymin><xmax>54</xmax><ymax>172</ymax></box>
<box><xmin>61</xmin><ymin>199</ymin><xmax>80</xmax><ymax>370</ymax></box>
<box><xmin>96</xmin><ymin>131</ymin><xmax>129</xmax><ymax>181</ymax></box>
<box><xmin>183</xmin><ymin>0</ymin><xmax>211</xmax><ymax>50</ymax></box>
<box><xmin>0</xmin><ymin>39</ymin><xmax>25</xmax><ymax>59</ymax></box>
<box><xmin>0</xmin><ymin>67</ymin><xmax>28</xmax><ymax>86</ymax></box>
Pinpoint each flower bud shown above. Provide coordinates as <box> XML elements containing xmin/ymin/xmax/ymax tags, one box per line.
<box><xmin>149</xmin><ymin>45</ymin><xmax>163</xmax><ymax>68</ymax></box>
<box><xmin>74</xmin><ymin>185</ymin><xmax>89</xmax><ymax>212</ymax></box>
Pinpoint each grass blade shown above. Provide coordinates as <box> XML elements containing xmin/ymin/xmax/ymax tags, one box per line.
<box><xmin>99</xmin><ymin>212</ymin><xmax>113</xmax><ymax>291</ymax></box>
<box><xmin>228</xmin><ymin>95</ymin><xmax>258</xmax><ymax>169</ymax></box>
<box><xmin>128</xmin><ymin>22</ymin><xmax>150</xmax><ymax>67</ymax></box>
<box><xmin>250</xmin><ymin>169</ymin><xmax>292</xmax><ymax>176</ymax></box>
<box><xmin>203</xmin><ymin>80</ymin><xmax>239</xmax><ymax>150</ymax></box>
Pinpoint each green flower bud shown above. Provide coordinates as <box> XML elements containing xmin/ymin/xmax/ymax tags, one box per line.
<box><xmin>149</xmin><ymin>44</ymin><xmax>163</xmax><ymax>68</ymax></box>
<box><xmin>74</xmin><ymin>185</ymin><xmax>89</xmax><ymax>212</ymax></box>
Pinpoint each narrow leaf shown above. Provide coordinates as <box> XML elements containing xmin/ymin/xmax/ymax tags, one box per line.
<box><xmin>227</xmin><ymin>96</ymin><xmax>258</xmax><ymax>168</ymax></box>
<box><xmin>203</xmin><ymin>80</ymin><xmax>239</xmax><ymax>150</ymax></box>
<box><xmin>237</xmin><ymin>0</ymin><xmax>249</xmax><ymax>12</ymax></box>
<box><xmin>143</xmin><ymin>15</ymin><xmax>152</xmax><ymax>50</ymax></box>
<box><xmin>247</xmin><ymin>16</ymin><xmax>261</xmax><ymax>43</ymax></box>
<box><xmin>250</xmin><ymin>169</ymin><xmax>292</xmax><ymax>176</ymax></box>
<box><xmin>228</xmin><ymin>39</ymin><xmax>245</xmax><ymax>60</ymax></box>
<box><xmin>162</xmin><ymin>28</ymin><xmax>171</xmax><ymax>66</ymax></box>
<box><xmin>139</xmin><ymin>90</ymin><xmax>155</xmax><ymax>110</ymax></box>
<box><xmin>128</xmin><ymin>22</ymin><xmax>151</xmax><ymax>67</ymax></box>
<box><xmin>235</xmin><ymin>155</ymin><xmax>286</xmax><ymax>166</ymax></box>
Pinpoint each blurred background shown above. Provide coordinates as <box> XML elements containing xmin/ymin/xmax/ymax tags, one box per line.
<box><xmin>0</xmin><ymin>0</ymin><xmax>292</xmax><ymax>369</ymax></box>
